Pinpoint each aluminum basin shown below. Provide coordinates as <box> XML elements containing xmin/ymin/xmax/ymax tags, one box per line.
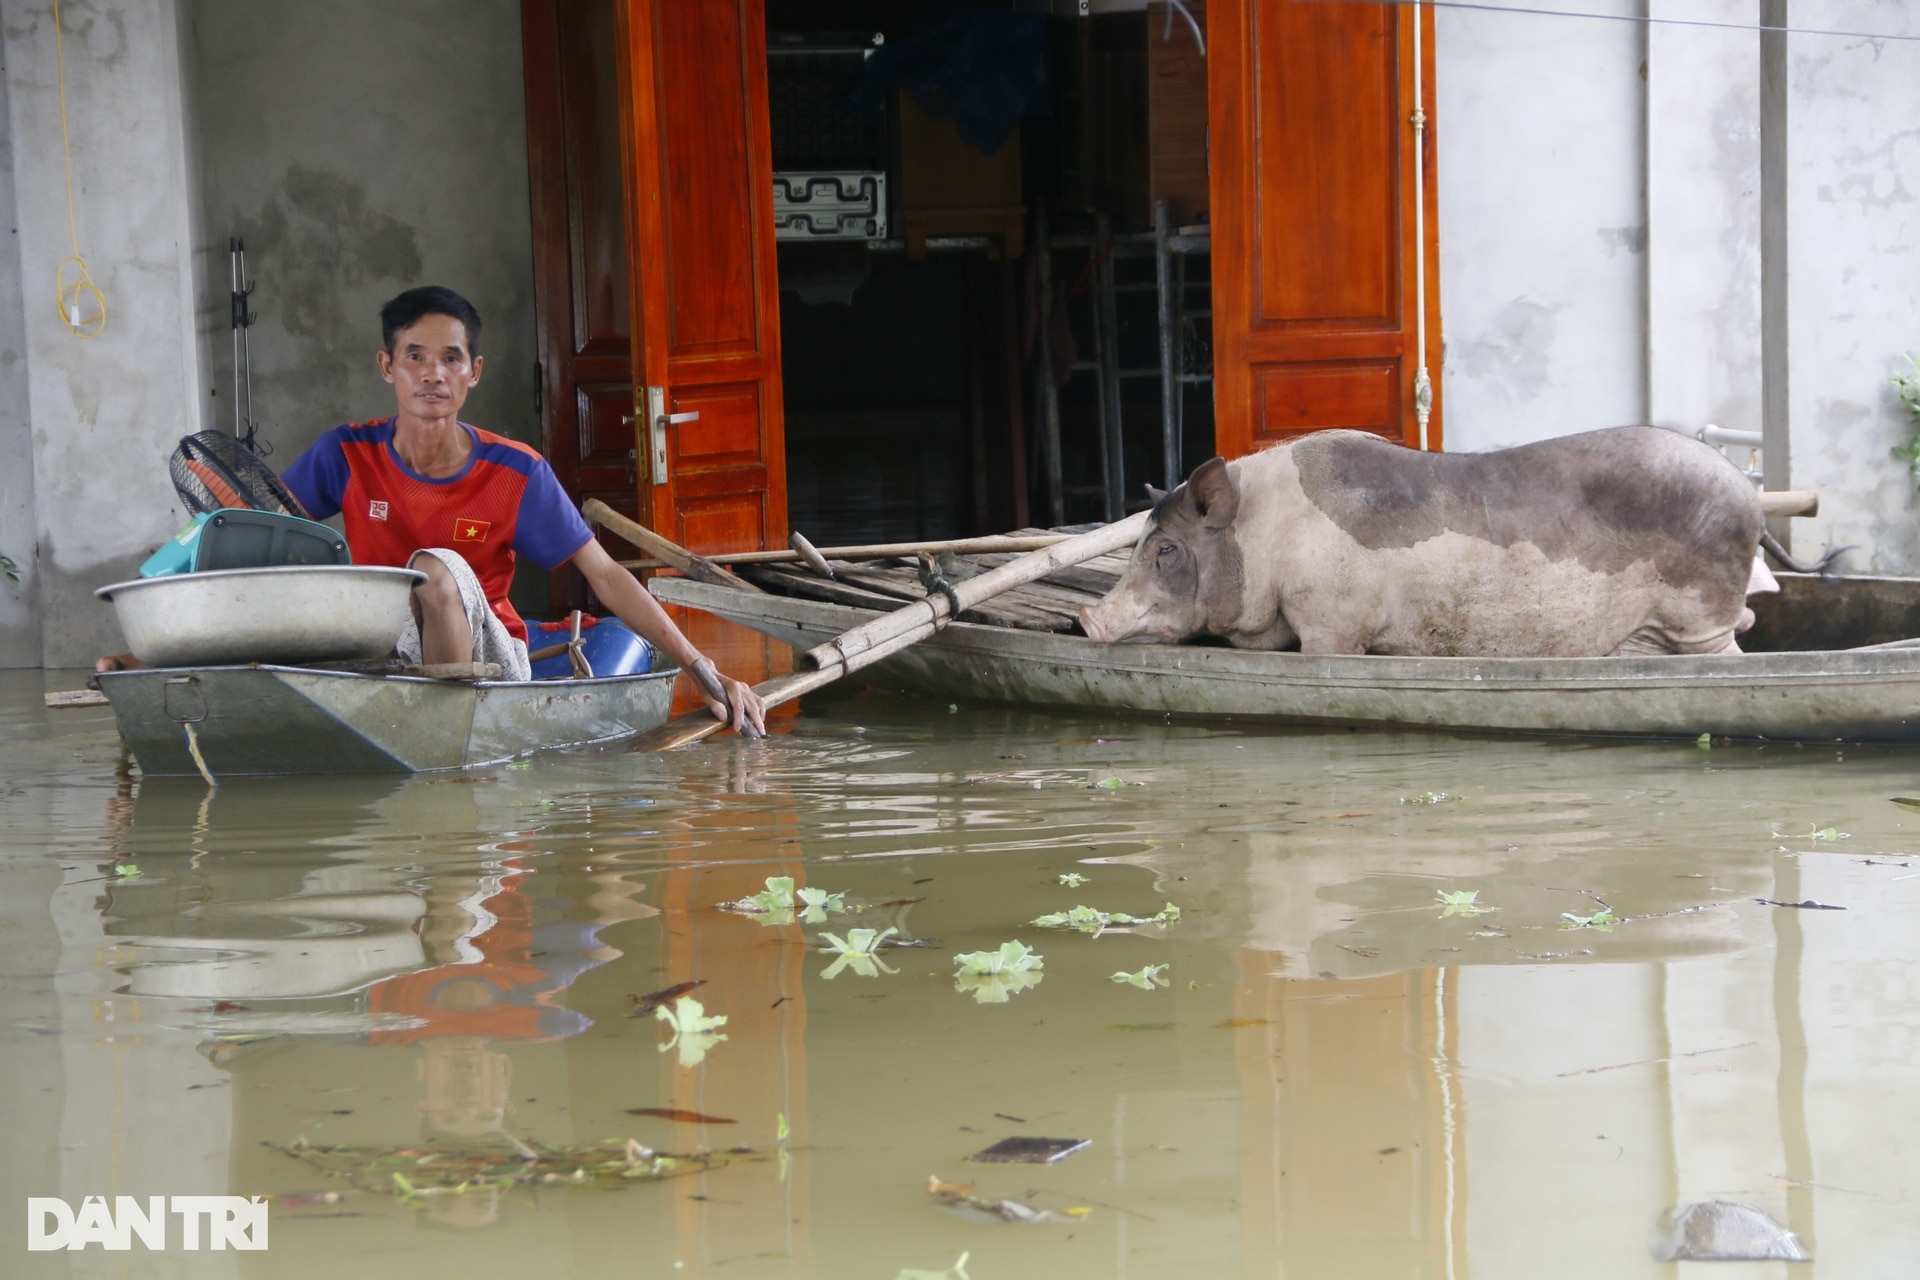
<box><xmin>96</xmin><ymin>565</ymin><xmax>426</xmax><ymax>666</ymax></box>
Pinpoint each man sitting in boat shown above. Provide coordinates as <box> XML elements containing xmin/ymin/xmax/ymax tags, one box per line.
<box><xmin>142</xmin><ymin>285</ymin><xmax>763</xmax><ymax>734</ymax></box>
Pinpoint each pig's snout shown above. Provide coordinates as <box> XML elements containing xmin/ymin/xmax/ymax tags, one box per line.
<box><xmin>1080</xmin><ymin>604</ymin><xmax>1119</xmax><ymax>644</ymax></box>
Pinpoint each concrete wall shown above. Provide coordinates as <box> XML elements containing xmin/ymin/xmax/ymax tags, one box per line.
<box><xmin>1783</xmin><ymin>2</ymin><xmax>1920</xmax><ymax>573</ymax></box>
<box><xmin>0</xmin><ymin>0</ymin><xmax>207</xmax><ymax>668</ymax></box>
<box><xmin>1435</xmin><ymin>0</ymin><xmax>1648</xmax><ymax>453</ymax></box>
<box><xmin>0</xmin><ymin>27</ymin><xmax>41</xmax><ymax>667</ymax></box>
<box><xmin>1437</xmin><ymin>1</ymin><xmax>1920</xmax><ymax>571</ymax></box>
<box><xmin>182</xmin><ymin>0</ymin><xmax>539</xmax><ymax>463</ymax></box>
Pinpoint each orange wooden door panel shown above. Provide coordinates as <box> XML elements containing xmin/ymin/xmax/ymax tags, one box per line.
<box><xmin>1210</xmin><ymin>0</ymin><xmax>1442</xmax><ymax>457</ymax></box>
<box><xmin>619</xmin><ymin>0</ymin><xmax>788</xmax><ymax>555</ymax></box>
<box><xmin>524</xmin><ymin>0</ymin><xmax>641</xmax><ymax>611</ymax></box>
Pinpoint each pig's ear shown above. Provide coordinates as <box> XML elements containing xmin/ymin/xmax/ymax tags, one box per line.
<box><xmin>1145</xmin><ymin>483</ymin><xmax>1168</xmax><ymax>505</ymax></box>
<box><xmin>1188</xmin><ymin>457</ymin><xmax>1238</xmax><ymax>529</ymax></box>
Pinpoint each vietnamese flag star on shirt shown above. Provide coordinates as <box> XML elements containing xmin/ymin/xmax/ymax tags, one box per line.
<box><xmin>455</xmin><ymin>518</ymin><xmax>492</xmax><ymax>543</ymax></box>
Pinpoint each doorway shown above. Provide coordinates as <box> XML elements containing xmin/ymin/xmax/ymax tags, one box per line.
<box><xmin>523</xmin><ymin>0</ymin><xmax>1440</xmax><ymax>610</ymax></box>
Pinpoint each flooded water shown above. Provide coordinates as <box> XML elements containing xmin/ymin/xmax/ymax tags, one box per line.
<box><xmin>5</xmin><ymin>646</ymin><xmax>1920</xmax><ymax>1279</ymax></box>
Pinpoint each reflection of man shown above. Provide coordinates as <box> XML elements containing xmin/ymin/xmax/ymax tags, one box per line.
<box><xmin>281</xmin><ymin>285</ymin><xmax>763</xmax><ymax>732</ymax></box>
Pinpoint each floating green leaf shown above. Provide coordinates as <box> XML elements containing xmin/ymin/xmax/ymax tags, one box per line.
<box><xmin>896</xmin><ymin>1252</ymin><xmax>971</xmax><ymax>1280</ymax></box>
<box><xmin>113</xmin><ymin>863</ymin><xmax>141</xmax><ymax>879</ymax></box>
<box><xmin>954</xmin><ymin>940</ymin><xmax>1044</xmax><ymax>975</ymax></box>
<box><xmin>717</xmin><ymin>875</ymin><xmax>797</xmax><ymax>922</ymax></box>
<box><xmin>1111</xmin><ymin>964</ymin><xmax>1170</xmax><ymax>989</ymax></box>
<box><xmin>1057</xmin><ymin>872</ymin><xmax>1089</xmax><ymax>888</ymax></box>
<box><xmin>1435</xmin><ymin>889</ymin><xmax>1492</xmax><ymax>918</ymax></box>
<box><xmin>1560</xmin><ymin>908</ymin><xmax>1618</xmax><ymax>931</ymax></box>
<box><xmin>817</xmin><ymin>927</ymin><xmax>899</xmax><ymax>979</ymax></box>
<box><xmin>1810</xmin><ymin>826</ymin><xmax>1846</xmax><ymax>841</ymax></box>
<box><xmin>1094</xmin><ymin>775</ymin><xmax>1128</xmax><ymax>790</ymax></box>
<box><xmin>1696</xmin><ymin>733</ymin><xmax>1713</xmax><ymax>749</ymax></box>
<box><xmin>1030</xmin><ymin>902</ymin><xmax>1181</xmax><ymax>934</ymax></box>
<box><xmin>656</xmin><ymin>996</ymin><xmax>728</xmax><ymax>1067</ymax></box>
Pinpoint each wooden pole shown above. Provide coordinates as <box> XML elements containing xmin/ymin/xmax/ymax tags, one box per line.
<box><xmin>629</xmin><ymin>510</ymin><xmax>1149</xmax><ymax>750</ymax></box>
<box><xmin>615</xmin><ymin>532</ymin><xmax>1072</xmax><ymax>572</ymax></box>
<box><xmin>583</xmin><ymin>499</ymin><xmax>763</xmax><ymax>593</ymax></box>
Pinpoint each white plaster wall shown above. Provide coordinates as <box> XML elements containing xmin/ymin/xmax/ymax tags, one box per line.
<box><xmin>1782</xmin><ymin>2</ymin><xmax>1920</xmax><ymax>573</ymax></box>
<box><xmin>1645</xmin><ymin>0</ymin><xmax>1763</xmax><ymax>440</ymax></box>
<box><xmin>0</xmin><ymin>0</ymin><xmax>205</xmax><ymax>668</ymax></box>
<box><xmin>1435</xmin><ymin>0</ymin><xmax>1648</xmax><ymax>453</ymax></box>
<box><xmin>0</xmin><ymin>26</ymin><xmax>42</xmax><ymax>666</ymax></box>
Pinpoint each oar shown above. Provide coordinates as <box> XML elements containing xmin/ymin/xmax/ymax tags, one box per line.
<box><xmin>629</xmin><ymin>510</ymin><xmax>1149</xmax><ymax>750</ymax></box>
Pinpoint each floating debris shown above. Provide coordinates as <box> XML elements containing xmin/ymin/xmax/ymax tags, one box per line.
<box><xmin>272</xmin><ymin>1136</ymin><xmax>727</xmax><ymax>1199</ymax></box>
<box><xmin>1756</xmin><ymin>898</ymin><xmax>1846</xmax><ymax>910</ymax></box>
<box><xmin>624</xmin><ymin>1108</ymin><xmax>735</xmax><ymax>1125</ymax></box>
<box><xmin>1650</xmin><ymin>1201</ymin><xmax>1809</xmax><ymax>1262</ymax></box>
<box><xmin>968</xmin><ymin>1136</ymin><xmax>1091</xmax><ymax>1165</ymax></box>
<box><xmin>1401</xmin><ymin>791</ymin><xmax>1460</xmax><ymax>805</ymax></box>
<box><xmin>628</xmin><ymin>980</ymin><xmax>707</xmax><ymax>1017</ymax></box>
<box><xmin>1057</xmin><ymin>872</ymin><xmax>1089</xmax><ymax>888</ymax></box>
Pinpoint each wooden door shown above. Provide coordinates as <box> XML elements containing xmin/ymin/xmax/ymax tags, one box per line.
<box><xmin>1209</xmin><ymin>0</ymin><xmax>1442</xmax><ymax>457</ymax></box>
<box><xmin>617</xmin><ymin>0</ymin><xmax>788</xmax><ymax>553</ymax></box>
<box><xmin>524</xmin><ymin>0</ymin><xmax>642</xmax><ymax>611</ymax></box>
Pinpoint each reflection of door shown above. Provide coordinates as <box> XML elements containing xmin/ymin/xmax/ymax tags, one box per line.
<box><xmin>619</xmin><ymin>0</ymin><xmax>788</xmax><ymax>554</ymax></box>
<box><xmin>1209</xmin><ymin>0</ymin><xmax>1442</xmax><ymax>457</ymax></box>
<box><xmin>524</xmin><ymin>0</ymin><xmax>641</xmax><ymax>611</ymax></box>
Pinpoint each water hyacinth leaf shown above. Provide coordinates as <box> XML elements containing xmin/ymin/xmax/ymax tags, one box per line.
<box><xmin>1696</xmin><ymin>732</ymin><xmax>1713</xmax><ymax>749</ymax></box>
<box><xmin>953</xmin><ymin>940</ymin><xmax>1043</xmax><ymax>975</ymax></box>
<box><xmin>953</xmin><ymin>968</ymin><xmax>1044</xmax><ymax>1004</ymax></box>
<box><xmin>1435</xmin><ymin>889</ymin><xmax>1492</xmax><ymax>918</ymax></box>
<box><xmin>1057</xmin><ymin>872</ymin><xmax>1089</xmax><ymax>887</ymax></box>
<box><xmin>1561</xmin><ymin>908</ymin><xmax>1618</xmax><ymax>931</ymax></box>
<box><xmin>895</xmin><ymin>1252</ymin><xmax>971</xmax><ymax>1280</ymax></box>
<box><xmin>1030</xmin><ymin>902</ymin><xmax>1181</xmax><ymax>933</ymax></box>
<box><xmin>1111</xmin><ymin>964</ymin><xmax>1170</xmax><ymax>989</ymax></box>
<box><xmin>1094</xmin><ymin>775</ymin><xmax>1127</xmax><ymax>790</ymax></box>
<box><xmin>113</xmin><ymin>864</ymin><xmax>141</xmax><ymax>879</ymax></box>
<box><xmin>656</xmin><ymin>995</ymin><xmax>728</xmax><ymax>1067</ymax></box>
<box><xmin>817</xmin><ymin>927</ymin><xmax>899</xmax><ymax>979</ymax></box>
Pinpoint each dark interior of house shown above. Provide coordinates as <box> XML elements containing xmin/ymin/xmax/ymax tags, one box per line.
<box><xmin>763</xmin><ymin>0</ymin><xmax>1215</xmax><ymax>546</ymax></box>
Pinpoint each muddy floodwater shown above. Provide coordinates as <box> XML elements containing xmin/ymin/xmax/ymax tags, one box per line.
<box><xmin>5</xmin><ymin>660</ymin><xmax>1920</xmax><ymax>1279</ymax></box>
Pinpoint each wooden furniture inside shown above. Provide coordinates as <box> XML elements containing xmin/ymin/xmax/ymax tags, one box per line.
<box><xmin>897</xmin><ymin>94</ymin><xmax>1025</xmax><ymax>260</ymax></box>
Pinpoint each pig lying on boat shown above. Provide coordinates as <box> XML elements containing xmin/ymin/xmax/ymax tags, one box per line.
<box><xmin>1079</xmin><ymin>426</ymin><xmax>1785</xmax><ymax>658</ymax></box>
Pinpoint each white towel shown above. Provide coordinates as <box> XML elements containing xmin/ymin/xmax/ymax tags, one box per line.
<box><xmin>395</xmin><ymin>548</ymin><xmax>531</xmax><ymax>680</ymax></box>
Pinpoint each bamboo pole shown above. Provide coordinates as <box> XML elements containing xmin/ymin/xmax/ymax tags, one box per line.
<box><xmin>629</xmin><ymin>511</ymin><xmax>1149</xmax><ymax>750</ymax></box>
<box><xmin>615</xmin><ymin>532</ymin><xmax>1073</xmax><ymax>573</ymax></box>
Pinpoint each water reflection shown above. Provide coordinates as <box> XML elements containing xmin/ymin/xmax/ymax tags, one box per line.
<box><xmin>4</xmin><ymin>668</ymin><xmax>1919</xmax><ymax>1276</ymax></box>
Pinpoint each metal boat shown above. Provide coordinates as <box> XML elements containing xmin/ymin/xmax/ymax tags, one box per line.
<box><xmin>97</xmin><ymin>663</ymin><xmax>679</xmax><ymax>776</ymax></box>
<box><xmin>654</xmin><ymin>571</ymin><xmax>1920</xmax><ymax>744</ymax></box>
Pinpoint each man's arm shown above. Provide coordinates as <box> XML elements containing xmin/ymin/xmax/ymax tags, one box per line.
<box><xmin>570</xmin><ymin>537</ymin><xmax>768</xmax><ymax>736</ymax></box>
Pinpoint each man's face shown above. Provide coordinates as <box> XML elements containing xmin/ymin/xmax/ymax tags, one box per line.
<box><xmin>377</xmin><ymin>313</ymin><xmax>484</xmax><ymax>425</ymax></box>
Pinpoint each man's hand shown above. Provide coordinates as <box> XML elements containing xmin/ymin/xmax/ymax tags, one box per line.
<box><xmin>692</xmin><ymin>660</ymin><xmax>768</xmax><ymax>737</ymax></box>
<box><xmin>572</xmin><ymin>537</ymin><xmax>771</xmax><ymax>739</ymax></box>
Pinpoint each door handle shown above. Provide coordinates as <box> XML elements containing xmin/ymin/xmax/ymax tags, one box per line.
<box><xmin>637</xmin><ymin>387</ymin><xmax>699</xmax><ymax>487</ymax></box>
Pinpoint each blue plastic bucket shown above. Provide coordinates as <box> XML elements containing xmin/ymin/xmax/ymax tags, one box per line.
<box><xmin>528</xmin><ymin>617</ymin><xmax>652</xmax><ymax>680</ymax></box>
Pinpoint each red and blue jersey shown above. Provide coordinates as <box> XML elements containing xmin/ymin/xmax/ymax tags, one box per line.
<box><xmin>283</xmin><ymin>417</ymin><xmax>593</xmax><ymax>642</ymax></box>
